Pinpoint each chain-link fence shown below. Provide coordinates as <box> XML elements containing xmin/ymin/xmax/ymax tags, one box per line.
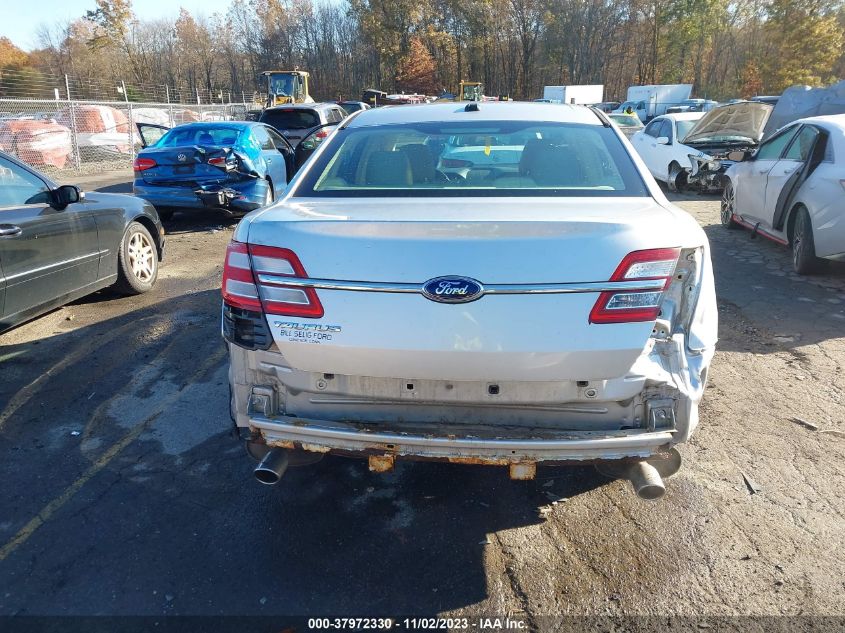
<box><xmin>0</xmin><ymin>98</ymin><xmax>252</xmax><ymax>178</ymax></box>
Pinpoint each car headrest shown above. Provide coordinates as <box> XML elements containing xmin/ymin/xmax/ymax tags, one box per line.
<box><xmin>400</xmin><ymin>144</ymin><xmax>436</xmax><ymax>183</ymax></box>
<box><xmin>364</xmin><ymin>151</ymin><xmax>412</xmax><ymax>186</ymax></box>
<box><xmin>197</xmin><ymin>132</ymin><xmax>215</xmax><ymax>145</ymax></box>
<box><xmin>519</xmin><ymin>140</ymin><xmax>584</xmax><ymax>187</ymax></box>
<box><xmin>220</xmin><ymin>136</ymin><xmax>237</xmax><ymax>146</ymax></box>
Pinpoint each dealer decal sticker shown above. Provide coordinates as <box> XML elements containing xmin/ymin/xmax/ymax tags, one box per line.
<box><xmin>273</xmin><ymin>321</ymin><xmax>342</xmax><ymax>344</ymax></box>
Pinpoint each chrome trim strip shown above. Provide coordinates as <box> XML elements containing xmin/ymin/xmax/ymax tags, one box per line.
<box><xmin>3</xmin><ymin>251</ymin><xmax>102</xmax><ymax>283</ymax></box>
<box><xmin>255</xmin><ymin>274</ymin><xmax>666</xmax><ymax>295</ymax></box>
<box><xmin>250</xmin><ymin>414</ymin><xmax>674</xmax><ymax>460</ymax></box>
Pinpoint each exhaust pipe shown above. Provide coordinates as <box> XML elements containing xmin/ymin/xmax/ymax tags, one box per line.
<box><xmin>595</xmin><ymin>448</ymin><xmax>681</xmax><ymax>501</ymax></box>
<box><xmin>254</xmin><ymin>449</ymin><xmax>290</xmax><ymax>485</ymax></box>
<box><xmin>626</xmin><ymin>461</ymin><xmax>665</xmax><ymax>500</ymax></box>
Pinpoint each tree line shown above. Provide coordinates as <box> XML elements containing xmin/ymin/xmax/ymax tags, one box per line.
<box><xmin>0</xmin><ymin>0</ymin><xmax>843</xmax><ymax>104</ymax></box>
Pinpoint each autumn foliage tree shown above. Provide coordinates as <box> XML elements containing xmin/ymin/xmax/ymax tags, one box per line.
<box><xmin>396</xmin><ymin>37</ymin><xmax>439</xmax><ymax>93</ymax></box>
<box><xmin>8</xmin><ymin>0</ymin><xmax>845</xmax><ymax>104</ymax></box>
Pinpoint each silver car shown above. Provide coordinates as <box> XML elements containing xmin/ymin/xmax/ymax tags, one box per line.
<box><xmin>224</xmin><ymin>102</ymin><xmax>717</xmax><ymax>500</ymax></box>
<box><xmin>259</xmin><ymin>103</ymin><xmax>347</xmax><ymax>147</ymax></box>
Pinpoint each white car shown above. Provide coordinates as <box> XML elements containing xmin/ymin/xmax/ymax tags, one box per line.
<box><xmin>630</xmin><ymin>112</ymin><xmax>705</xmax><ymax>190</ymax></box>
<box><xmin>721</xmin><ymin>114</ymin><xmax>845</xmax><ymax>274</ymax></box>
<box><xmin>223</xmin><ymin>102</ymin><xmax>717</xmax><ymax>500</ymax></box>
<box><xmin>632</xmin><ymin>102</ymin><xmax>773</xmax><ymax>192</ymax></box>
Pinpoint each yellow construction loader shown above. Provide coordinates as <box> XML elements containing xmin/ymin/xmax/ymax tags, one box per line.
<box><xmin>456</xmin><ymin>81</ymin><xmax>483</xmax><ymax>102</ymax></box>
<box><xmin>261</xmin><ymin>70</ymin><xmax>315</xmax><ymax>107</ymax></box>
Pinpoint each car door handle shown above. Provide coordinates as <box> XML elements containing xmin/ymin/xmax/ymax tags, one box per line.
<box><xmin>783</xmin><ymin>168</ymin><xmax>794</xmax><ymax>174</ymax></box>
<box><xmin>758</xmin><ymin>168</ymin><xmax>770</xmax><ymax>173</ymax></box>
<box><xmin>0</xmin><ymin>224</ymin><xmax>22</xmax><ymax>237</ymax></box>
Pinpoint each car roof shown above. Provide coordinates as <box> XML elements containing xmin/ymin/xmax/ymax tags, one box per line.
<box><xmin>655</xmin><ymin>112</ymin><xmax>706</xmax><ymax>122</ymax></box>
<box><xmin>170</xmin><ymin>121</ymin><xmax>253</xmax><ymax>130</ymax></box>
<box><xmin>794</xmin><ymin>113</ymin><xmax>845</xmax><ymax>130</ymax></box>
<box><xmin>344</xmin><ymin>102</ymin><xmax>603</xmax><ymax>128</ymax></box>
<box><xmin>264</xmin><ymin>103</ymin><xmax>338</xmax><ymax>111</ymax></box>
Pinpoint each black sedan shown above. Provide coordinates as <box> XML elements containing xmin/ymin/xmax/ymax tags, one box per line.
<box><xmin>0</xmin><ymin>151</ymin><xmax>164</xmax><ymax>333</ymax></box>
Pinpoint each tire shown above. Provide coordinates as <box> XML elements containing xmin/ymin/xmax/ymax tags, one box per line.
<box><xmin>156</xmin><ymin>208</ymin><xmax>174</xmax><ymax>222</ymax></box>
<box><xmin>792</xmin><ymin>207</ymin><xmax>826</xmax><ymax>275</ymax></box>
<box><xmin>114</xmin><ymin>221</ymin><xmax>159</xmax><ymax>295</ymax></box>
<box><xmin>720</xmin><ymin>180</ymin><xmax>741</xmax><ymax>229</ymax></box>
<box><xmin>667</xmin><ymin>162</ymin><xmax>687</xmax><ymax>193</ymax></box>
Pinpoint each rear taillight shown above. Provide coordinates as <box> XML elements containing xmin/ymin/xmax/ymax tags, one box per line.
<box><xmin>208</xmin><ymin>156</ymin><xmax>226</xmax><ymax>167</ymax></box>
<box><xmin>589</xmin><ymin>248</ymin><xmax>681</xmax><ymax>324</ymax></box>
<box><xmin>221</xmin><ymin>241</ymin><xmax>323</xmax><ymax>318</ymax></box>
<box><xmin>315</xmin><ymin>129</ymin><xmax>329</xmax><ymax>139</ymax></box>
<box><xmin>222</xmin><ymin>242</ymin><xmax>261</xmax><ymax>311</ymax></box>
<box><xmin>133</xmin><ymin>157</ymin><xmax>156</xmax><ymax>172</ymax></box>
<box><xmin>249</xmin><ymin>245</ymin><xmax>324</xmax><ymax>318</ymax></box>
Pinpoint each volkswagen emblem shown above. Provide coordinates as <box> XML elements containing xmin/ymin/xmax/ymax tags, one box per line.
<box><xmin>421</xmin><ymin>276</ymin><xmax>485</xmax><ymax>304</ymax></box>
<box><xmin>177</xmin><ymin>153</ymin><xmax>187</xmax><ymax>162</ymax></box>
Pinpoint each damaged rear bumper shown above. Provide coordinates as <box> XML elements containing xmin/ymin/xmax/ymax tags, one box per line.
<box><xmin>134</xmin><ymin>178</ymin><xmax>270</xmax><ymax>214</ymax></box>
<box><xmin>248</xmin><ymin>413</ymin><xmax>676</xmax><ymax>463</ymax></box>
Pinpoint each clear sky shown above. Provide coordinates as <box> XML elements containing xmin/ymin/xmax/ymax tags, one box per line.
<box><xmin>1</xmin><ymin>0</ymin><xmax>234</xmax><ymax>51</ymax></box>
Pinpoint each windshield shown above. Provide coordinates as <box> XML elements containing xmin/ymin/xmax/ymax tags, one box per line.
<box><xmin>260</xmin><ymin>109</ymin><xmax>320</xmax><ymax>131</ymax></box>
<box><xmin>609</xmin><ymin>114</ymin><xmax>641</xmax><ymax>127</ymax></box>
<box><xmin>294</xmin><ymin>121</ymin><xmax>649</xmax><ymax>198</ymax></box>
<box><xmin>269</xmin><ymin>74</ymin><xmax>296</xmax><ymax>97</ymax></box>
<box><xmin>155</xmin><ymin>126</ymin><xmax>242</xmax><ymax>147</ymax></box>
<box><xmin>677</xmin><ymin>120</ymin><xmax>698</xmax><ymax>141</ymax></box>
<box><xmin>462</xmin><ymin>84</ymin><xmax>482</xmax><ymax>100</ymax></box>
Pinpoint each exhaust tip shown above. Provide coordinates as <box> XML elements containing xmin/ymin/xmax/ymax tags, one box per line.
<box><xmin>595</xmin><ymin>449</ymin><xmax>681</xmax><ymax>501</ymax></box>
<box><xmin>628</xmin><ymin>461</ymin><xmax>666</xmax><ymax>501</ymax></box>
<box><xmin>254</xmin><ymin>449</ymin><xmax>290</xmax><ymax>485</ymax></box>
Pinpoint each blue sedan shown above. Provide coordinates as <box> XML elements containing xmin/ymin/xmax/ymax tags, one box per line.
<box><xmin>133</xmin><ymin>121</ymin><xmax>296</xmax><ymax>219</ymax></box>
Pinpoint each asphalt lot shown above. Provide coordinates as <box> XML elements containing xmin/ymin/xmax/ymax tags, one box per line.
<box><xmin>1</xmin><ymin>174</ymin><xmax>844</xmax><ymax>625</ymax></box>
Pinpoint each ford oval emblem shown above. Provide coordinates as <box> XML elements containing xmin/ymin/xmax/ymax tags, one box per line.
<box><xmin>421</xmin><ymin>276</ymin><xmax>485</xmax><ymax>304</ymax></box>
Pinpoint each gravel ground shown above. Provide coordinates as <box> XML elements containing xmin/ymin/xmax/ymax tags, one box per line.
<box><xmin>0</xmin><ymin>175</ymin><xmax>843</xmax><ymax>628</ymax></box>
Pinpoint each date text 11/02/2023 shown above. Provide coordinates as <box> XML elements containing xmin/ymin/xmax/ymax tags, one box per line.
<box><xmin>306</xmin><ymin>617</ymin><xmax>529</xmax><ymax>630</ymax></box>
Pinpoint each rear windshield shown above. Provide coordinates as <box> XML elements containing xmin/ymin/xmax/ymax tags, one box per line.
<box><xmin>294</xmin><ymin>121</ymin><xmax>649</xmax><ymax>198</ymax></box>
<box><xmin>260</xmin><ymin>109</ymin><xmax>320</xmax><ymax>130</ymax></box>
<box><xmin>340</xmin><ymin>103</ymin><xmax>363</xmax><ymax>114</ymax></box>
<box><xmin>609</xmin><ymin>114</ymin><xmax>641</xmax><ymax>127</ymax></box>
<box><xmin>156</xmin><ymin>126</ymin><xmax>242</xmax><ymax>147</ymax></box>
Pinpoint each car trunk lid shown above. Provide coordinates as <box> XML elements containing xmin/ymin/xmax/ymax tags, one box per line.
<box><xmin>241</xmin><ymin>197</ymin><xmax>687</xmax><ymax>381</ymax></box>
<box><xmin>137</xmin><ymin>145</ymin><xmax>231</xmax><ymax>185</ymax></box>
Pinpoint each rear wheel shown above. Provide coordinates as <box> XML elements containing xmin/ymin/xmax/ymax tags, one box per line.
<box><xmin>792</xmin><ymin>207</ymin><xmax>826</xmax><ymax>275</ymax></box>
<box><xmin>720</xmin><ymin>180</ymin><xmax>740</xmax><ymax>229</ymax></box>
<box><xmin>114</xmin><ymin>221</ymin><xmax>158</xmax><ymax>295</ymax></box>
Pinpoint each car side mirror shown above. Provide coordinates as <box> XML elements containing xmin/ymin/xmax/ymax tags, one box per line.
<box><xmin>655</xmin><ymin>136</ymin><xmax>670</xmax><ymax>145</ymax></box>
<box><xmin>52</xmin><ymin>184</ymin><xmax>84</xmax><ymax>208</ymax></box>
<box><xmin>727</xmin><ymin>150</ymin><xmax>749</xmax><ymax>162</ymax></box>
